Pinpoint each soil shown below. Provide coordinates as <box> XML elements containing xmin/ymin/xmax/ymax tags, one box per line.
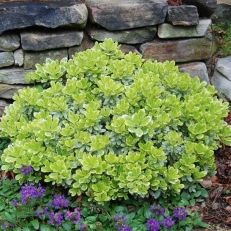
<box><xmin>200</xmin><ymin>112</ymin><xmax>231</xmax><ymax>230</ymax></box>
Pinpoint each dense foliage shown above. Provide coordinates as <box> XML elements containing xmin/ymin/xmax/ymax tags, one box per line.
<box><xmin>213</xmin><ymin>23</ymin><xmax>231</xmax><ymax>56</ymax></box>
<box><xmin>0</xmin><ymin>180</ymin><xmax>207</xmax><ymax>231</ymax></box>
<box><xmin>1</xmin><ymin>39</ymin><xmax>231</xmax><ymax>202</ymax></box>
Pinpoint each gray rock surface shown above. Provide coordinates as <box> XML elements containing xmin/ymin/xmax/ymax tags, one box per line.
<box><xmin>0</xmin><ymin>100</ymin><xmax>9</xmax><ymax>117</ymax></box>
<box><xmin>88</xmin><ymin>27</ymin><xmax>157</xmax><ymax>44</ymax></box>
<box><xmin>14</xmin><ymin>49</ymin><xmax>24</xmax><ymax>67</ymax></box>
<box><xmin>21</xmin><ymin>30</ymin><xmax>84</xmax><ymax>51</ymax></box>
<box><xmin>216</xmin><ymin>56</ymin><xmax>231</xmax><ymax>81</ymax></box>
<box><xmin>140</xmin><ymin>36</ymin><xmax>214</xmax><ymax>62</ymax></box>
<box><xmin>0</xmin><ymin>68</ymin><xmax>28</xmax><ymax>84</ymax></box>
<box><xmin>68</xmin><ymin>34</ymin><xmax>94</xmax><ymax>58</ymax></box>
<box><xmin>0</xmin><ymin>84</ymin><xmax>24</xmax><ymax>99</ymax></box>
<box><xmin>183</xmin><ymin>0</ymin><xmax>217</xmax><ymax>16</ymax></box>
<box><xmin>158</xmin><ymin>19</ymin><xmax>211</xmax><ymax>39</ymax></box>
<box><xmin>86</xmin><ymin>0</ymin><xmax>168</xmax><ymax>30</ymax></box>
<box><xmin>179</xmin><ymin>62</ymin><xmax>210</xmax><ymax>83</ymax></box>
<box><xmin>212</xmin><ymin>4</ymin><xmax>231</xmax><ymax>23</ymax></box>
<box><xmin>0</xmin><ymin>52</ymin><xmax>14</xmax><ymax>68</ymax></box>
<box><xmin>0</xmin><ymin>34</ymin><xmax>20</xmax><ymax>51</ymax></box>
<box><xmin>211</xmin><ymin>71</ymin><xmax>231</xmax><ymax>101</ymax></box>
<box><xmin>0</xmin><ymin>0</ymin><xmax>88</xmax><ymax>34</ymax></box>
<box><xmin>167</xmin><ymin>5</ymin><xmax>199</xmax><ymax>26</ymax></box>
<box><xmin>24</xmin><ymin>49</ymin><xmax>68</xmax><ymax>69</ymax></box>
<box><xmin>120</xmin><ymin>45</ymin><xmax>140</xmax><ymax>54</ymax></box>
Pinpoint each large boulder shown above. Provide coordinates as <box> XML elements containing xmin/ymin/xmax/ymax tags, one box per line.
<box><xmin>215</xmin><ymin>56</ymin><xmax>231</xmax><ymax>80</ymax></box>
<box><xmin>88</xmin><ymin>27</ymin><xmax>157</xmax><ymax>44</ymax></box>
<box><xmin>211</xmin><ymin>56</ymin><xmax>231</xmax><ymax>101</ymax></box>
<box><xmin>21</xmin><ymin>30</ymin><xmax>84</xmax><ymax>51</ymax></box>
<box><xmin>158</xmin><ymin>19</ymin><xmax>211</xmax><ymax>39</ymax></box>
<box><xmin>140</xmin><ymin>36</ymin><xmax>214</xmax><ymax>62</ymax></box>
<box><xmin>183</xmin><ymin>0</ymin><xmax>217</xmax><ymax>16</ymax></box>
<box><xmin>0</xmin><ymin>0</ymin><xmax>88</xmax><ymax>34</ymax></box>
<box><xmin>86</xmin><ymin>0</ymin><xmax>168</xmax><ymax>30</ymax></box>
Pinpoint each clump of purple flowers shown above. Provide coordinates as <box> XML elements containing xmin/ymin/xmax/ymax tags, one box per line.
<box><xmin>146</xmin><ymin>204</ymin><xmax>188</xmax><ymax>231</ymax></box>
<box><xmin>173</xmin><ymin>207</ymin><xmax>188</xmax><ymax>221</ymax></box>
<box><xmin>162</xmin><ymin>216</ymin><xmax>175</xmax><ymax>229</ymax></box>
<box><xmin>65</xmin><ymin>208</ymin><xmax>81</xmax><ymax>224</ymax></box>
<box><xmin>51</xmin><ymin>194</ymin><xmax>69</xmax><ymax>209</ymax></box>
<box><xmin>20</xmin><ymin>165</ymin><xmax>33</xmax><ymax>176</ymax></box>
<box><xmin>114</xmin><ymin>214</ymin><xmax>132</xmax><ymax>231</ymax></box>
<box><xmin>150</xmin><ymin>204</ymin><xmax>165</xmax><ymax>216</ymax></box>
<box><xmin>146</xmin><ymin>218</ymin><xmax>160</xmax><ymax>231</ymax></box>
<box><xmin>48</xmin><ymin>211</ymin><xmax>64</xmax><ymax>226</ymax></box>
<box><xmin>20</xmin><ymin>184</ymin><xmax>45</xmax><ymax>204</ymax></box>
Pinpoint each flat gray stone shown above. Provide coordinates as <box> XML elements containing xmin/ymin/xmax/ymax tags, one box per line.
<box><xmin>167</xmin><ymin>5</ymin><xmax>199</xmax><ymax>26</ymax></box>
<box><xmin>0</xmin><ymin>52</ymin><xmax>14</xmax><ymax>68</ymax></box>
<box><xmin>215</xmin><ymin>56</ymin><xmax>231</xmax><ymax>81</ymax></box>
<box><xmin>24</xmin><ymin>49</ymin><xmax>68</xmax><ymax>69</ymax></box>
<box><xmin>183</xmin><ymin>0</ymin><xmax>217</xmax><ymax>16</ymax></box>
<box><xmin>179</xmin><ymin>62</ymin><xmax>210</xmax><ymax>83</ymax></box>
<box><xmin>14</xmin><ymin>49</ymin><xmax>24</xmax><ymax>67</ymax></box>
<box><xmin>158</xmin><ymin>19</ymin><xmax>212</xmax><ymax>39</ymax></box>
<box><xmin>88</xmin><ymin>27</ymin><xmax>157</xmax><ymax>44</ymax></box>
<box><xmin>211</xmin><ymin>70</ymin><xmax>231</xmax><ymax>101</ymax></box>
<box><xmin>86</xmin><ymin>0</ymin><xmax>168</xmax><ymax>30</ymax></box>
<box><xmin>0</xmin><ymin>1</ymin><xmax>88</xmax><ymax>34</ymax></box>
<box><xmin>0</xmin><ymin>100</ymin><xmax>9</xmax><ymax>117</ymax></box>
<box><xmin>21</xmin><ymin>30</ymin><xmax>84</xmax><ymax>51</ymax></box>
<box><xmin>140</xmin><ymin>36</ymin><xmax>214</xmax><ymax>62</ymax></box>
<box><xmin>0</xmin><ymin>84</ymin><xmax>24</xmax><ymax>99</ymax></box>
<box><xmin>0</xmin><ymin>34</ymin><xmax>20</xmax><ymax>51</ymax></box>
<box><xmin>0</xmin><ymin>68</ymin><xmax>28</xmax><ymax>84</ymax></box>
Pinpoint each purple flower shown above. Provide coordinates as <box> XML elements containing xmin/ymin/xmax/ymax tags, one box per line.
<box><xmin>114</xmin><ymin>214</ymin><xmax>127</xmax><ymax>230</ymax></box>
<box><xmin>35</xmin><ymin>207</ymin><xmax>48</xmax><ymax>219</ymax></box>
<box><xmin>11</xmin><ymin>199</ymin><xmax>18</xmax><ymax>207</ymax></box>
<box><xmin>65</xmin><ymin>208</ymin><xmax>81</xmax><ymax>224</ymax></box>
<box><xmin>1</xmin><ymin>222</ymin><xmax>14</xmax><ymax>230</ymax></box>
<box><xmin>146</xmin><ymin>218</ymin><xmax>160</xmax><ymax>231</ymax></box>
<box><xmin>51</xmin><ymin>194</ymin><xmax>69</xmax><ymax>209</ymax></box>
<box><xmin>48</xmin><ymin>211</ymin><xmax>64</xmax><ymax>226</ymax></box>
<box><xmin>150</xmin><ymin>204</ymin><xmax>165</xmax><ymax>216</ymax></box>
<box><xmin>162</xmin><ymin>216</ymin><xmax>175</xmax><ymax>229</ymax></box>
<box><xmin>119</xmin><ymin>226</ymin><xmax>132</xmax><ymax>231</ymax></box>
<box><xmin>20</xmin><ymin>184</ymin><xmax>45</xmax><ymax>204</ymax></box>
<box><xmin>173</xmin><ymin>207</ymin><xmax>188</xmax><ymax>221</ymax></box>
<box><xmin>20</xmin><ymin>165</ymin><xmax>33</xmax><ymax>176</ymax></box>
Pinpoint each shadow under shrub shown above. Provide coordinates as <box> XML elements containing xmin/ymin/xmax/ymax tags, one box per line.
<box><xmin>1</xmin><ymin>39</ymin><xmax>231</xmax><ymax>203</ymax></box>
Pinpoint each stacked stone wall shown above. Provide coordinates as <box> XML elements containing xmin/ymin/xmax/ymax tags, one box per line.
<box><xmin>0</xmin><ymin>0</ymin><xmax>219</xmax><ymax>114</ymax></box>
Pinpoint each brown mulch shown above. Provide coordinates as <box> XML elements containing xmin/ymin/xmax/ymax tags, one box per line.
<box><xmin>201</xmin><ymin>112</ymin><xmax>231</xmax><ymax>229</ymax></box>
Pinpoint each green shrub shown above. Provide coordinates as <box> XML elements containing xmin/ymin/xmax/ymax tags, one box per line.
<box><xmin>1</xmin><ymin>39</ymin><xmax>231</xmax><ymax>202</ymax></box>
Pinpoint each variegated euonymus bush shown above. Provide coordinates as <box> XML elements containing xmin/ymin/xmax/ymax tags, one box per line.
<box><xmin>1</xmin><ymin>39</ymin><xmax>231</xmax><ymax>202</ymax></box>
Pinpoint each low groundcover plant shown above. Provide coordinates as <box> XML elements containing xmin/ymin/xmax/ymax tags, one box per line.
<box><xmin>1</xmin><ymin>39</ymin><xmax>231</xmax><ymax>203</ymax></box>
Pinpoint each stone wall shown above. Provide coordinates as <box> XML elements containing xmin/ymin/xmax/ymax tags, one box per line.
<box><xmin>0</xmin><ymin>0</ymin><xmax>218</xmax><ymax>115</ymax></box>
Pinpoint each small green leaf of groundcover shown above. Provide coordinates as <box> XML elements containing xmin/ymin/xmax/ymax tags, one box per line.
<box><xmin>31</xmin><ymin>219</ymin><xmax>40</xmax><ymax>230</ymax></box>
